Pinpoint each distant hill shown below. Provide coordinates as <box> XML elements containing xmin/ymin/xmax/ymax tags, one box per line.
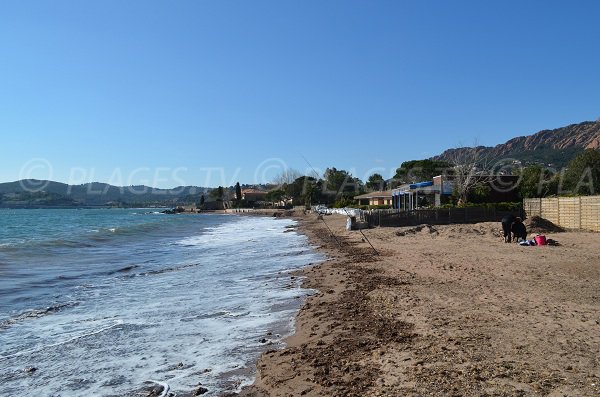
<box><xmin>0</xmin><ymin>180</ymin><xmax>209</xmax><ymax>208</ymax></box>
<box><xmin>434</xmin><ymin>120</ymin><xmax>600</xmax><ymax>168</ymax></box>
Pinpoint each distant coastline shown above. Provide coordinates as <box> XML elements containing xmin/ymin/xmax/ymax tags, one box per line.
<box><xmin>0</xmin><ymin>204</ymin><xmax>171</xmax><ymax>209</ymax></box>
<box><xmin>0</xmin><ymin>179</ymin><xmax>210</xmax><ymax>209</ymax></box>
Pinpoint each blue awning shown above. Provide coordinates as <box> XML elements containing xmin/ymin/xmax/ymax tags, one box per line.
<box><xmin>409</xmin><ymin>181</ymin><xmax>434</xmax><ymax>189</ymax></box>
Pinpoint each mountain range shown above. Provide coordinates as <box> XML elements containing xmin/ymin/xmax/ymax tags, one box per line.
<box><xmin>434</xmin><ymin>120</ymin><xmax>600</xmax><ymax>168</ymax></box>
<box><xmin>0</xmin><ymin>180</ymin><xmax>209</xmax><ymax>208</ymax></box>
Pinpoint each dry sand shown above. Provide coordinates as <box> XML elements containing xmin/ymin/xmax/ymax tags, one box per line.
<box><xmin>233</xmin><ymin>214</ymin><xmax>599</xmax><ymax>397</ymax></box>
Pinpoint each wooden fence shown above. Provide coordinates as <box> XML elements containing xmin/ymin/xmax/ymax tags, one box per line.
<box><xmin>363</xmin><ymin>207</ymin><xmax>520</xmax><ymax>228</ymax></box>
<box><xmin>523</xmin><ymin>196</ymin><xmax>600</xmax><ymax>232</ymax></box>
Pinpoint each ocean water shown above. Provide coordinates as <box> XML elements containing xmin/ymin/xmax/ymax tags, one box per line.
<box><xmin>0</xmin><ymin>209</ymin><xmax>322</xmax><ymax>396</ymax></box>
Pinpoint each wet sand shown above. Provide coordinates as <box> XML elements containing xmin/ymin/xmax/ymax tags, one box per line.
<box><xmin>234</xmin><ymin>213</ymin><xmax>600</xmax><ymax>397</ymax></box>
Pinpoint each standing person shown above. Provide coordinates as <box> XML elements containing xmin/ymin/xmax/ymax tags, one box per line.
<box><xmin>511</xmin><ymin>217</ymin><xmax>527</xmax><ymax>242</ymax></box>
<box><xmin>501</xmin><ymin>214</ymin><xmax>515</xmax><ymax>243</ymax></box>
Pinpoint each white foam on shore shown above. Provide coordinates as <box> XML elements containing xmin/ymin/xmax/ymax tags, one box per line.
<box><xmin>0</xmin><ymin>215</ymin><xmax>322</xmax><ymax>397</ymax></box>
<box><xmin>0</xmin><ymin>319</ymin><xmax>123</xmax><ymax>360</ymax></box>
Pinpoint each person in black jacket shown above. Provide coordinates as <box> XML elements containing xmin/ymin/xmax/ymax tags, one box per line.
<box><xmin>501</xmin><ymin>214</ymin><xmax>515</xmax><ymax>243</ymax></box>
<box><xmin>511</xmin><ymin>217</ymin><xmax>527</xmax><ymax>242</ymax></box>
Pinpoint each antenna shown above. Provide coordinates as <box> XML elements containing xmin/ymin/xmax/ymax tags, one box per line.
<box><xmin>300</xmin><ymin>153</ymin><xmax>321</xmax><ymax>180</ymax></box>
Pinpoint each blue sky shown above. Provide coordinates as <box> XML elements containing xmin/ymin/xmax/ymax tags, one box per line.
<box><xmin>2</xmin><ymin>0</ymin><xmax>599</xmax><ymax>188</ymax></box>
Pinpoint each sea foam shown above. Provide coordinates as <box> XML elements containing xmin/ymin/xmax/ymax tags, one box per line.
<box><xmin>0</xmin><ymin>211</ymin><xmax>322</xmax><ymax>396</ymax></box>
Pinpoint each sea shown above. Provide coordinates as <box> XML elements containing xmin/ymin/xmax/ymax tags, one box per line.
<box><xmin>0</xmin><ymin>209</ymin><xmax>322</xmax><ymax>397</ymax></box>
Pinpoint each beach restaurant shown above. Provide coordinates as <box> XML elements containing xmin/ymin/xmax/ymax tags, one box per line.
<box><xmin>392</xmin><ymin>175</ymin><xmax>454</xmax><ymax>210</ymax></box>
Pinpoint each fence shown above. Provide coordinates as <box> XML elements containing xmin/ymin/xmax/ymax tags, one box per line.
<box><xmin>523</xmin><ymin>196</ymin><xmax>600</xmax><ymax>232</ymax></box>
<box><xmin>363</xmin><ymin>206</ymin><xmax>520</xmax><ymax>228</ymax></box>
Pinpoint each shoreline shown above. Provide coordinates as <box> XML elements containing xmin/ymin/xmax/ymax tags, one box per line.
<box><xmin>232</xmin><ymin>213</ymin><xmax>600</xmax><ymax>396</ymax></box>
<box><xmin>0</xmin><ymin>211</ymin><xmax>319</xmax><ymax>397</ymax></box>
<box><xmin>232</xmin><ymin>212</ymin><xmax>379</xmax><ymax>397</ymax></box>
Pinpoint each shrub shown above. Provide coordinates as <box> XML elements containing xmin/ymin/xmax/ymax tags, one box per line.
<box><xmin>333</xmin><ymin>198</ymin><xmax>355</xmax><ymax>208</ymax></box>
<box><xmin>368</xmin><ymin>204</ymin><xmax>392</xmax><ymax>210</ymax></box>
<box><xmin>437</xmin><ymin>202</ymin><xmax>521</xmax><ymax>211</ymax></box>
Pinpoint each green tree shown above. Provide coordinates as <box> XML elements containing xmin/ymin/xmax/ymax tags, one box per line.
<box><xmin>284</xmin><ymin>176</ymin><xmax>305</xmax><ymax>200</ymax></box>
<box><xmin>517</xmin><ymin>165</ymin><xmax>557</xmax><ymax>198</ymax></box>
<box><xmin>322</xmin><ymin>168</ymin><xmax>363</xmax><ymax>203</ymax></box>
<box><xmin>471</xmin><ymin>182</ymin><xmax>492</xmax><ymax>203</ymax></box>
<box><xmin>266</xmin><ymin>189</ymin><xmax>285</xmax><ymax>206</ymax></box>
<box><xmin>284</xmin><ymin>176</ymin><xmax>320</xmax><ymax>206</ymax></box>
<box><xmin>197</xmin><ymin>194</ymin><xmax>205</xmax><ymax>208</ymax></box>
<box><xmin>561</xmin><ymin>149</ymin><xmax>600</xmax><ymax>195</ymax></box>
<box><xmin>210</xmin><ymin>186</ymin><xmax>224</xmax><ymax>201</ymax></box>
<box><xmin>392</xmin><ymin>160</ymin><xmax>452</xmax><ymax>186</ymax></box>
<box><xmin>366</xmin><ymin>173</ymin><xmax>386</xmax><ymax>191</ymax></box>
<box><xmin>235</xmin><ymin>182</ymin><xmax>242</xmax><ymax>201</ymax></box>
<box><xmin>302</xmin><ymin>178</ymin><xmax>319</xmax><ymax>207</ymax></box>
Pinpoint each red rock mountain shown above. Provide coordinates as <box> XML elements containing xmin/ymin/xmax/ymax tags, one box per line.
<box><xmin>434</xmin><ymin>120</ymin><xmax>600</xmax><ymax>167</ymax></box>
<box><xmin>499</xmin><ymin>120</ymin><xmax>600</xmax><ymax>152</ymax></box>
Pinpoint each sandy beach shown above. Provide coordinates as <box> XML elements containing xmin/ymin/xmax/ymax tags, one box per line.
<box><xmin>234</xmin><ymin>213</ymin><xmax>600</xmax><ymax>397</ymax></box>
